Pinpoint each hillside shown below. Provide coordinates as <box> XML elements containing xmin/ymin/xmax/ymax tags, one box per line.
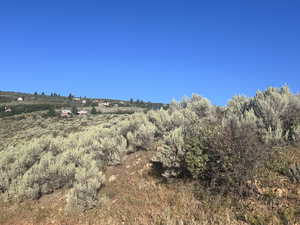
<box><xmin>0</xmin><ymin>86</ymin><xmax>300</xmax><ymax>225</ymax></box>
<box><xmin>0</xmin><ymin>91</ymin><xmax>166</xmax><ymax>118</ymax></box>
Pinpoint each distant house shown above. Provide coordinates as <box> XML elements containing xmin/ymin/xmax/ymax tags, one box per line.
<box><xmin>81</xmin><ymin>100</ymin><xmax>87</xmax><ymax>104</ymax></box>
<box><xmin>77</xmin><ymin>110</ymin><xmax>88</xmax><ymax>115</ymax></box>
<box><xmin>99</xmin><ymin>102</ymin><xmax>110</xmax><ymax>107</ymax></box>
<box><xmin>61</xmin><ymin>109</ymin><xmax>72</xmax><ymax>117</ymax></box>
<box><xmin>17</xmin><ymin>97</ymin><xmax>23</xmax><ymax>101</ymax></box>
<box><xmin>4</xmin><ymin>106</ymin><xmax>12</xmax><ymax>112</ymax></box>
<box><xmin>73</xmin><ymin>97</ymin><xmax>80</xmax><ymax>101</ymax></box>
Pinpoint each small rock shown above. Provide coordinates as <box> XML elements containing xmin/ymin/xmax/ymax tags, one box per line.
<box><xmin>273</xmin><ymin>188</ymin><xmax>287</xmax><ymax>198</ymax></box>
<box><xmin>296</xmin><ymin>188</ymin><xmax>300</xmax><ymax>196</ymax></box>
<box><xmin>109</xmin><ymin>175</ymin><xmax>117</xmax><ymax>182</ymax></box>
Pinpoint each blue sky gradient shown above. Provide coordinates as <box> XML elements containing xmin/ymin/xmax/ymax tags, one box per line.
<box><xmin>1</xmin><ymin>0</ymin><xmax>300</xmax><ymax>105</ymax></box>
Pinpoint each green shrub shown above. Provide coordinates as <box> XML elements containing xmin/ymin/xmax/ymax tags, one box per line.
<box><xmin>227</xmin><ymin>95</ymin><xmax>250</xmax><ymax>116</ymax></box>
<box><xmin>46</xmin><ymin>106</ymin><xmax>56</xmax><ymax>117</ymax></box>
<box><xmin>0</xmin><ymin>127</ymin><xmax>112</xmax><ymax>210</ymax></box>
<box><xmin>184</xmin><ymin>136</ymin><xmax>209</xmax><ymax>179</ymax></box>
<box><xmin>147</xmin><ymin>109</ymin><xmax>187</xmax><ymax>138</ymax></box>
<box><xmin>186</xmin><ymin>94</ymin><xmax>215</xmax><ymax>118</ymax></box>
<box><xmin>152</xmin><ymin>128</ymin><xmax>186</xmax><ymax>178</ymax></box>
<box><xmin>91</xmin><ymin>106</ymin><xmax>97</xmax><ymax>114</ymax></box>
<box><xmin>205</xmin><ymin>118</ymin><xmax>269</xmax><ymax>196</ymax></box>
<box><xmin>153</xmin><ymin>91</ymin><xmax>273</xmax><ymax>196</ymax></box>
<box><xmin>65</xmin><ymin>162</ymin><xmax>105</xmax><ymax>211</ymax></box>
<box><xmin>71</xmin><ymin>106</ymin><xmax>78</xmax><ymax>115</ymax></box>
<box><xmin>98</xmin><ymin>134</ymin><xmax>127</xmax><ymax>166</ymax></box>
<box><xmin>281</xmin><ymin>94</ymin><xmax>300</xmax><ymax>143</ymax></box>
<box><xmin>249</xmin><ymin>86</ymin><xmax>296</xmax><ymax>144</ymax></box>
<box><xmin>119</xmin><ymin>113</ymin><xmax>157</xmax><ymax>152</ymax></box>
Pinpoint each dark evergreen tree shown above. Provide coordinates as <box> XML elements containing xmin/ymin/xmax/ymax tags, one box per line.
<box><xmin>71</xmin><ymin>106</ymin><xmax>78</xmax><ymax>115</ymax></box>
<box><xmin>47</xmin><ymin>106</ymin><xmax>56</xmax><ymax>117</ymax></box>
<box><xmin>91</xmin><ymin>106</ymin><xmax>97</xmax><ymax>114</ymax></box>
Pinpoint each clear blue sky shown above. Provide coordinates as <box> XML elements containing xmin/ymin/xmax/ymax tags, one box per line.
<box><xmin>1</xmin><ymin>0</ymin><xmax>300</xmax><ymax>105</ymax></box>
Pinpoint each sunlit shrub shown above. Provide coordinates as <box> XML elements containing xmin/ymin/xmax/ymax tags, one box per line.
<box><xmin>186</xmin><ymin>94</ymin><xmax>215</xmax><ymax>119</ymax></box>
<box><xmin>227</xmin><ymin>95</ymin><xmax>250</xmax><ymax>116</ymax></box>
<box><xmin>153</xmin><ymin>91</ymin><xmax>275</xmax><ymax>196</ymax></box>
<box><xmin>119</xmin><ymin>112</ymin><xmax>157</xmax><ymax>151</ymax></box>
<box><xmin>65</xmin><ymin>162</ymin><xmax>105</xmax><ymax>211</ymax></box>
<box><xmin>250</xmin><ymin>86</ymin><xmax>291</xmax><ymax>144</ymax></box>
<box><xmin>225</xmin><ymin>86</ymin><xmax>300</xmax><ymax>145</ymax></box>
<box><xmin>152</xmin><ymin>128</ymin><xmax>186</xmax><ymax>178</ymax></box>
<box><xmin>281</xmin><ymin>94</ymin><xmax>300</xmax><ymax>143</ymax></box>
<box><xmin>0</xmin><ymin>128</ymin><xmax>108</xmax><ymax>209</ymax></box>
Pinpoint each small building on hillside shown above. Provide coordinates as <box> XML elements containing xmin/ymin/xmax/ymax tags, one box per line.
<box><xmin>73</xmin><ymin>97</ymin><xmax>81</xmax><ymax>101</ymax></box>
<box><xmin>4</xmin><ymin>106</ymin><xmax>12</xmax><ymax>112</ymax></box>
<box><xmin>77</xmin><ymin>110</ymin><xmax>88</xmax><ymax>115</ymax></box>
<box><xmin>99</xmin><ymin>102</ymin><xmax>110</xmax><ymax>107</ymax></box>
<box><xmin>82</xmin><ymin>100</ymin><xmax>87</xmax><ymax>104</ymax></box>
<box><xmin>17</xmin><ymin>97</ymin><xmax>23</xmax><ymax>101</ymax></box>
<box><xmin>61</xmin><ymin>109</ymin><xmax>72</xmax><ymax>117</ymax></box>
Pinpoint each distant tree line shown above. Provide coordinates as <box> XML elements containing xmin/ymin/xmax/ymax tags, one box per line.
<box><xmin>127</xmin><ymin>98</ymin><xmax>167</xmax><ymax>110</ymax></box>
<box><xmin>34</xmin><ymin>91</ymin><xmax>63</xmax><ymax>97</ymax></box>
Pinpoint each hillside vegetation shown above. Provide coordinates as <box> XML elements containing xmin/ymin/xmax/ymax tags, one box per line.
<box><xmin>1</xmin><ymin>86</ymin><xmax>300</xmax><ymax>225</ymax></box>
<box><xmin>0</xmin><ymin>91</ymin><xmax>166</xmax><ymax>118</ymax></box>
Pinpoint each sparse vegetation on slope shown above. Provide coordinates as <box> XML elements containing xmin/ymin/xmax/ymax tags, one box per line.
<box><xmin>0</xmin><ymin>86</ymin><xmax>300</xmax><ymax>224</ymax></box>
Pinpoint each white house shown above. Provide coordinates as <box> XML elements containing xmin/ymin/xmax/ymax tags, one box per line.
<box><xmin>82</xmin><ymin>100</ymin><xmax>87</xmax><ymax>104</ymax></box>
<box><xmin>99</xmin><ymin>102</ymin><xmax>110</xmax><ymax>107</ymax></box>
<box><xmin>4</xmin><ymin>106</ymin><xmax>12</xmax><ymax>112</ymax></box>
<box><xmin>77</xmin><ymin>110</ymin><xmax>88</xmax><ymax>115</ymax></box>
<box><xmin>17</xmin><ymin>97</ymin><xmax>23</xmax><ymax>101</ymax></box>
<box><xmin>61</xmin><ymin>109</ymin><xmax>72</xmax><ymax>117</ymax></box>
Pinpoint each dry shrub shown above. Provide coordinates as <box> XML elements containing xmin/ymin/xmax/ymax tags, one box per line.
<box><xmin>203</xmin><ymin>119</ymin><xmax>270</xmax><ymax>196</ymax></box>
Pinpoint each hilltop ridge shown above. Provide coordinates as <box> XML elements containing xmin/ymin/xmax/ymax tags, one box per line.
<box><xmin>0</xmin><ymin>90</ymin><xmax>167</xmax><ymax>117</ymax></box>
